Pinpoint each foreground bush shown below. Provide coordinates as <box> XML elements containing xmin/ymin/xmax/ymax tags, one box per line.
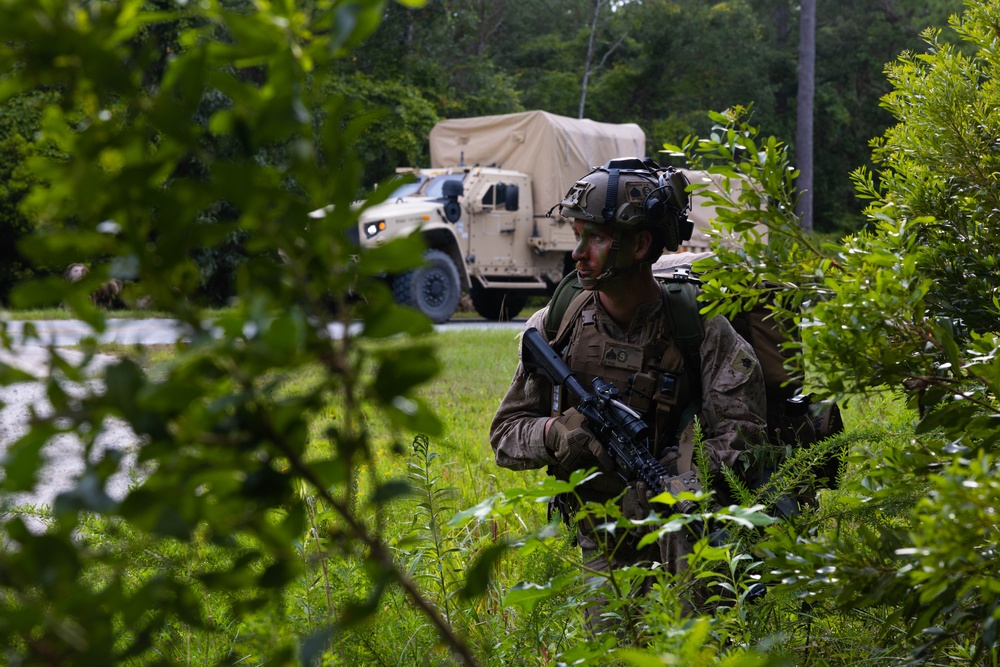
<box><xmin>1</xmin><ymin>1</ymin><xmax>999</xmax><ymax>666</ymax></box>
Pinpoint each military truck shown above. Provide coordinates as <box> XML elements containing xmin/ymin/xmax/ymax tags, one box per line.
<box><xmin>354</xmin><ymin>110</ymin><xmax>737</xmax><ymax>323</ymax></box>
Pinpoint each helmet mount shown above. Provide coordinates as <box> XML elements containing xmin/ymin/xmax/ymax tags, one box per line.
<box><xmin>601</xmin><ymin>168</ymin><xmax>621</xmax><ymax>223</ymax></box>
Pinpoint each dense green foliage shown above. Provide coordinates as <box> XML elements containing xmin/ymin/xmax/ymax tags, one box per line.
<box><xmin>0</xmin><ymin>89</ymin><xmax>61</xmax><ymax>300</ymax></box>
<box><xmin>662</xmin><ymin>2</ymin><xmax>1000</xmax><ymax>661</ymax></box>
<box><xmin>0</xmin><ymin>0</ymin><xmax>968</xmax><ymax>306</ymax></box>
<box><xmin>339</xmin><ymin>0</ymin><xmax>965</xmax><ymax>232</ymax></box>
<box><xmin>0</xmin><ymin>0</ymin><xmax>468</xmax><ymax>663</ymax></box>
<box><xmin>2</xmin><ymin>0</ymin><xmax>1000</xmax><ymax>665</ymax></box>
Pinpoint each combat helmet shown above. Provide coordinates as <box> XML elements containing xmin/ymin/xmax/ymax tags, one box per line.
<box><xmin>558</xmin><ymin>157</ymin><xmax>693</xmax><ymax>252</ymax></box>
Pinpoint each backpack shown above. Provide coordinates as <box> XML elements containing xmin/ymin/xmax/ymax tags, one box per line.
<box><xmin>543</xmin><ymin>260</ymin><xmax>845</xmax><ymax>492</ymax></box>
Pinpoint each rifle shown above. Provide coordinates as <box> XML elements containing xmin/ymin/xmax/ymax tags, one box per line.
<box><xmin>521</xmin><ymin>327</ymin><xmax>699</xmax><ymax>515</ymax></box>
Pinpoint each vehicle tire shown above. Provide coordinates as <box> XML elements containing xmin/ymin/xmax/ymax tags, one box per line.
<box><xmin>470</xmin><ymin>284</ymin><xmax>528</xmax><ymax>321</ymax></box>
<box><xmin>392</xmin><ymin>249</ymin><xmax>461</xmax><ymax>323</ymax></box>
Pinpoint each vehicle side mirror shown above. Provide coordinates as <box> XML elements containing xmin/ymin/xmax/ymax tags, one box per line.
<box><xmin>443</xmin><ymin>180</ymin><xmax>464</xmax><ymax>199</ymax></box>
<box><xmin>505</xmin><ymin>184</ymin><xmax>519</xmax><ymax>211</ymax></box>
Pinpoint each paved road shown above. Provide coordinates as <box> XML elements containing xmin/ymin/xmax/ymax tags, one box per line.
<box><xmin>0</xmin><ymin>344</ymin><xmax>133</xmax><ymax>527</ymax></box>
<box><xmin>0</xmin><ymin>317</ymin><xmax>525</xmax><ymax>378</ymax></box>
<box><xmin>4</xmin><ymin>318</ymin><xmax>191</xmax><ymax>347</ymax></box>
<box><xmin>3</xmin><ymin>317</ymin><xmax>524</xmax><ymax>350</ymax></box>
<box><xmin>0</xmin><ymin>316</ymin><xmax>524</xmax><ymax>524</ymax></box>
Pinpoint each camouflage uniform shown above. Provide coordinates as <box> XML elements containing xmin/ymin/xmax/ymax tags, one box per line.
<box><xmin>490</xmin><ymin>156</ymin><xmax>767</xmax><ymax>625</ymax></box>
<box><xmin>489</xmin><ymin>292</ymin><xmax>766</xmax><ymax>593</ymax></box>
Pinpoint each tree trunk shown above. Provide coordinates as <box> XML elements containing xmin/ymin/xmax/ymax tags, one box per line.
<box><xmin>795</xmin><ymin>0</ymin><xmax>816</xmax><ymax>233</ymax></box>
<box><xmin>579</xmin><ymin>0</ymin><xmax>604</xmax><ymax>119</ymax></box>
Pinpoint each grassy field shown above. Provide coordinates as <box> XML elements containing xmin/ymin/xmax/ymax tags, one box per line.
<box><xmin>269</xmin><ymin>330</ymin><xmax>919</xmax><ymax>665</ymax></box>
<box><xmin>13</xmin><ymin>326</ymin><xmax>923</xmax><ymax>665</ymax></box>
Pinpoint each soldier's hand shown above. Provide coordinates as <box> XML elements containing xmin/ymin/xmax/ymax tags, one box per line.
<box><xmin>545</xmin><ymin>407</ymin><xmax>614</xmax><ymax>471</ymax></box>
<box><xmin>622</xmin><ymin>480</ymin><xmax>655</xmax><ymax>520</ymax></box>
<box><xmin>659</xmin><ymin>447</ymin><xmax>679</xmax><ymax>476</ymax></box>
<box><xmin>623</xmin><ymin>473</ymin><xmax>702</xmax><ymax>521</ymax></box>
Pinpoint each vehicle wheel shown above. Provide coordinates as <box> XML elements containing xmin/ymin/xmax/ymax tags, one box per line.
<box><xmin>392</xmin><ymin>249</ymin><xmax>461</xmax><ymax>323</ymax></box>
<box><xmin>470</xmin><ymin>284</ymin><xmax>528</xmax><ymax>321</ymax></box>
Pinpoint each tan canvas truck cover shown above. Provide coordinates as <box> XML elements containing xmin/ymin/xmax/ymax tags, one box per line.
<box><xmin>427</xmin><ymin>110</ymin><xmax>764</xmax><ymax>253</ymax></box>
<box><xmin>429</xmin><ymin>110</ymin><xmax>646</xmax><ymax>218</ymax></box>
<box><xmin>676</xmin><ymin>170</ymin><xmax>768</xmax><ymax>253</ymax></box>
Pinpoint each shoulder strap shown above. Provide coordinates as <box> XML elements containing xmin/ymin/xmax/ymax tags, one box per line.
<box><xmin>544</xmin><ymin>270</ymin><xmax>585</xmax><ymax>340</ymax></box>
<box><xmin>659</xmin><ymin>277</ymin><xmax>706</xmax><ymax>473</ymax></box>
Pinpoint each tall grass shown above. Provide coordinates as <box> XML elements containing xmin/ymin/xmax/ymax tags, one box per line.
<box><xmin>58</xmin><ymin>328</ymin><xmax>919</xmax><ymax>665</ymax></box>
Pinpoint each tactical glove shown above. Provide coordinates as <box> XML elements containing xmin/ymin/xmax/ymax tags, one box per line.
<box><xmin>659</xmin><ymin>447</ymin><xmax>680</xmax><ymax>476</ymax></box>
<box><xmin>545</xmin><ymin>407</ymin><xmax>614</xmax><ymax>471</ymax></box>
<box><xmin>622</xmin><ymin>472</ymin><xmax>702</xmax><ymax>521</ymax></box>
<box><xmin>622</xmin><ymin>480</ymin><xmax>655</xmax><ymax>520</ymax></box>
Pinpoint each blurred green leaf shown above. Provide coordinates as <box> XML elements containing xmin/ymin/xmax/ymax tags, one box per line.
<box><xmin>503</xmin><ymin>573</ymin><xmax>576</xmax><ymax>613</ymax></box>
<box><xmin>459</xmin><ymin>542</ymin><xmax>508</xmax><ymax>600</ymax></box>
<box><xmin>371</xmin><ymin>344</ymin><xmax>440</xmax><ymax>400</ymax></box>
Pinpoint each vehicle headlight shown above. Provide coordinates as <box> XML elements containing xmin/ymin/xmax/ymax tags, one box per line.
<box><xmin>364</xmin><ymin>220</ymin><xmax>386</xmax><ymax>239</ymax></box>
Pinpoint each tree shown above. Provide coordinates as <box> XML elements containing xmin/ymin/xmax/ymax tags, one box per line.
<box><xmin>578</xmin><ymin>0</ymin><xmax>628</xmax><ymax>119</ymax></box>
<box><xmin>0</xmin><ymin>90</ymin><xmax>63</xmax><ymax>304</ymax></box>
<box><xmin>0</xmin><ymin>127</ymin><xmax>39</xmax><ymax>304</ymax></box>
<box><xmin>622</xmin><ymin>0</ymin><xmax>779</xmax><ymax>154</ymax></box>
<box><xmin>665</xmin><ymin>1</ymin><xmax>1000</xmax><ymax>659</ymax></box>
<box><xmin>795</xmin><ymin>0</ymin><xmax>815</xmax><ymax>232</ymax></box>
<box><xmin>806</xmin><ymin>0</ymin><xmax>966</xmax><ymax>231</ymax></box>
<box><xmin>500</xmin><ymin>0</ymin><xmax>598</xmax><ymax>118</ymax></box>
<box><xmin>322</xmin><ymin>72</ymin><xmax>439</xmax><ymax>184</ymax></box>
<box><xmin>0</xmin><ymin>0</ymin><xmax>484</xmax><ymax>663</ymax></box>
<box><xmin>345</xmin><ymin>0</ymin><xmax>524</xmax><ymax>122</ymax></box>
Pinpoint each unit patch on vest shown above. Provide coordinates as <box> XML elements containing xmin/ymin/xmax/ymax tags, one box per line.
<box><xmin>602</xmin><ymin>340</ymin><xmax>643</xmax><ymax>372</ymax></box>
<box><xmin>729</xmin><ymin>347</ymin><xmax>757</xmax><ymax>376</ymax></box>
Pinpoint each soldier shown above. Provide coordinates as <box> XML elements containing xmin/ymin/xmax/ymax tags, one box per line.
<box><xmin>489</xmin><ymin>158</ymin><xmax>767</xmax><ymax>621</ymax></box>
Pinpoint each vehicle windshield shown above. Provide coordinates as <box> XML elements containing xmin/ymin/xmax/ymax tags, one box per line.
<box><xmin>422</xmin><ymin>174</ymin><xmax>465</xmax><ymax>199</ymax></box>
<box><xmin>387</xmin><ymin>175</ymin><xmax>427</xmax><ymax>199</ymax></box>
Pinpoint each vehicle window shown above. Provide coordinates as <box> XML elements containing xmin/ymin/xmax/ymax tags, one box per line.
<box><xmin>423</xmin><ymin>174</ymin><xmax>465</xmax><ymax>199</ymax></box>
<box><xmin>481</xmin><ymin>182</ymin><xmax>508</xmax><ymax>208</ymax></box>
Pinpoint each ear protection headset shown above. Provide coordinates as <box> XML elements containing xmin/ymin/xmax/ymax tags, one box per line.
<box><xmin>643</xmin><ymin>165</ymin><xmax>694</xmax><ymax>250</ymax></box>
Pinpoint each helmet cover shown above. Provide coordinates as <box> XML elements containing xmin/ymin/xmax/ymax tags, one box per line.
<box><xmin>558</xmin><ymin>157</ymin><xmax>692</xmax><ymax>251</ymax></box>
